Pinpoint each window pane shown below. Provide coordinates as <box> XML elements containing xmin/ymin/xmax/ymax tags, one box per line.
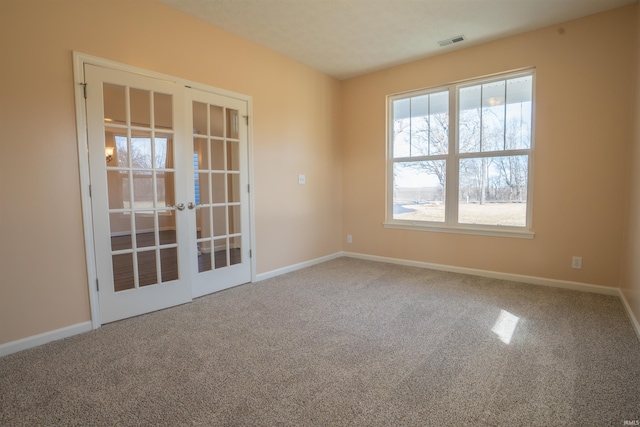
<box><xmin>410</xmin><ymin>95</ymin><xmax>429</xmax><ymax>156</ymax></box>
<box><xmin>459</xmin><ymin>85</ymin><xmax>481</xmax><ymax>153</ymax></box>
<box><xmin>393</xmin><ymin>161</ymin><xmax>446</xmax><ymax>222</ymax></box>
<box><xmin>393</xmin><ymin>98</ymin><xmax>410</xmax><ymax>158</ymax></box>
<box><xmin>429</xmin><ymin>91</ymin><xmax>449</xmax><ymax>156</ymax></box>
<box><xmin>390</xmin><ymin>71</ymin><xmax>533</xmax><ymax>231</ymax></box>
<box><xmin>458</xmin><ymin>156</ymin><xmax>528</xmax><ymax>226</ymax></box>
<box><xmin>394</xmin><ymin>91</ymin><xmax>449</xmax><ymax>158</ymax></box>
<box><xmin>482</xmin><ymin>81</ymin><xmax>506</xmax><ymax>151</ymax></box>
<box><xmin>506</xmin><ymin>76</ymin><xmax>533</xmax><ymax>150</ymax></box>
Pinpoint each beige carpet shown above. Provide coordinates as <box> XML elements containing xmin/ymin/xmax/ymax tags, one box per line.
<box><xmin>1</xmin><ymin>257</ymin><xmax>639</xmax><ymax>426</ymax></box>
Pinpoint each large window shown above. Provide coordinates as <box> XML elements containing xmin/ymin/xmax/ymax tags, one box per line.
<box><xmin>386</xmin><ymin>70</ymin><xmax>534</xmax><ymax>238</ymax></box>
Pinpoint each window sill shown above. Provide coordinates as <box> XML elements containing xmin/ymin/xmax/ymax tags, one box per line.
<box><xmin>383</xmin><ymin>221</ymin><xmax>535</xmax><ymax>239</ymax></box>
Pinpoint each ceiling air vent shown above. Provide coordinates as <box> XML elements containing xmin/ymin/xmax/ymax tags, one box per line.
<box><xmin>438</xmin><ymin>35</ymin><xmax>465</xmax><ymax>47</ymax></box>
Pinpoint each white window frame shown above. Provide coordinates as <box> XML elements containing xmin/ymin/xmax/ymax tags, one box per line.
<box><xmin>384</xmin><ymin>69</ymin><xmax>535</xmax><ymax>239</ymax></box>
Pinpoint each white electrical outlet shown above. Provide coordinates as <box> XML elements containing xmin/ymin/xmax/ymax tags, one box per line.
<box><xmin>572</xmin><ymin>256</ymin><xmax>583</xmax><ymax>270</ymax></box>
<box><xmin>298</xmin><ymin>174</ymin><xmax>306</xmax><ymax>185</ymax></box>
<box><xmin>346</xmin><ymin>234</ymin><xmax>352</xmax><ymax>244</ymax></box>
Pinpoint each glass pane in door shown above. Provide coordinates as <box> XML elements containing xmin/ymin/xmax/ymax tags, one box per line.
<box><xmin>112</xmin><ymin>253</ymin><xmax>134</xmax><ymax>292</ymax></box>
<box><xmin>135</xmin><ymin>212</ymin><xmax>155</xmax><ymax>248</ymax></box>
<box><xmin>228</xmin><ymin>174</ymin><xmax>240</xmax><ymax>203</ymax></box>
<box><xmin>229</xmin><ymin>236</ymin><xmax>242</xmax><ymax>266</ymax></box>
<box><xmin>158</xmin><ymin>210</ymin><xmax>177</xmax><ymax>245</ymax></box>
<box><xmin>130</xmin><ymin>88</ymin><xmax>151</xmax><ymax>127</ymax></box>
<box><xmin>161</xmin><ymin>248</ymin><xmax>179</xmax><ymax>282</ymax></box>
<box><xmin>137</xmin><ymin>250</ymin><xmax>158</xmax><ymax>287</ymax></box>
<box><xmin>154</xmin><ymin>93</ymin><xmax>173</xmax><ymax>130</ymax></box>
<box><xmin>227</xmin><ymin>141</ymin><xmax>240</xmax><ymax>171</ymax></box>
<box><xmin>214</xmin><ymin>238</ymin><xmax>228</xmax><ymax>269</ymax></box>
<box><xmin>192</xmin><ymin>102</ymin><xmax>208</xmax><ymax>135</ymax></box>
<box><xmin>210</xmin><ymin>105</ymin><xmax>224</xmax><ymax>137</ymax></box>
<box><xmin>104</xmin><ymin>83</ymin><xmax>180</xmax><ymax>290</ymax></box>
<box><xmin>212</xmin><ymin>206</ymin><xmax>226</xmax><ymax>236</ymax></box>
<box><xmin>197</xmin><ymin>245</ymin><xmax>212</xmax><ymax>273</ymax></box>
<box><xmin>109</xmin><ymin>212</ymin><xmax>132</xmax><ymax>251</ymax></box>
<box><xmin>212</xmin><ymin>174</ymin><xmax>225</xmax><ymax>204</ymax></box>
<box><xmin>194</xmin><ymin>138</ymin><xmax>208</xmax><ymax>169</ymax></box>
<box><xmin>226</xmin><ymin>109</ymin><xmax>239</xmax><ymax>139</ymax></box>
<box><xmin>103</xmin><ymin>84</ymin><xmax>126</xmax><ymax>125</ymax></box>
<box><xmin>191</xmin><ymin>98</ymin><xmax>246</xmax><ymax>282</ymax></box>
<box><xmin>211</xmin><ymin>140</ymin><xmax>224</xmax><ymax>170</ymax></box>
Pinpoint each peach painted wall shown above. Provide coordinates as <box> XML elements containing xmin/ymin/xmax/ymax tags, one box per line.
<box><xmin>620</xmin><ymin>4</ymin><xmax>640</xmax><ymax>330</ymax></box>
<box><xmin>341</xmin><ymin>6</ymin><xmax>636</xmax><ymax>287</ymax></box>
<box><xmin>0</xmin><ymin>0</ymin><xmax>342</xmax><ymax>344</ymax></box>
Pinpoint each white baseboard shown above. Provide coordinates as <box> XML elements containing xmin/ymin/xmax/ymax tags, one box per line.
<box><xmin>254</xmin><ymin>252</ymin><xmax>343</xmax><ymax>282</ymax></box>
<box><xmin>342</xmin><ymin>251</ymin><xmax>620</xmax><ymax>296</ymax></box>
<box><xmin>0</xmin><ymin>321</ymin><xmax>92</xmax><ymax>358</ymax></box>
<box><xmin>619</xmin><ymin>289</ymin><xmax>640</xmax><ymax>342</ymax></box>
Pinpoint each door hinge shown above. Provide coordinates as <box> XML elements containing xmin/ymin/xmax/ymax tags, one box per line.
<box><xmin>89</xmin><ymin>184</ymin><xmax>92</xmax><ymax>197</ymax></box>
<box><xmin>249</xmin><ymin>249</ymin><xmax>252</xmax><ymax>258</ymax></box>
<box><xmin>247</xmin><ymin>184</ymin><xmax>250</xmax><ymax>193</ymax></box>
<box><xmin>243</xmin><ymin>115</ymin><xmax>249</xmax><ymax>125</ymax></box>
<box><xmin>80</xmin><ymin>82</ymin><xmax>87</xmax><ymax>99</ymax></box>
<box><xmin>96</xmin><ymin>278</ymin><xmax>99</xmax><ymax>292</ymax></box>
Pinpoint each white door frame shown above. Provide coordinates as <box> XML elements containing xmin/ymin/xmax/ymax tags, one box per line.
<box><xmin>73</xmin><ymin>52</ymin><xmax>257</xmax><ymax>329</ymax></box>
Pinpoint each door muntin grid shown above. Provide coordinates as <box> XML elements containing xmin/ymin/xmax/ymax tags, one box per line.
<box><xmin>192</xmin><ymin>101</ymin><xmax>242</xmax><ymax>272</ymax></box>
<box><xmin>104</xmin><ymin>83</ymin><xmax>180</xmax><ymax>291</ymax></box>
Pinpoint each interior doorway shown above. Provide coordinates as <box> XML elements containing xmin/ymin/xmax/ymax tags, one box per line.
<box><xmin>75</xmin><ymin>54</ymin><xmax>254</xmax><ymax>325</ymax></box>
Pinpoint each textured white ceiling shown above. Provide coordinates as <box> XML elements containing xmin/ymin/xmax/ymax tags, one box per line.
<box><xmin>158</xmin><ymin>0</ymin><xmax>636</xmax><ymax>80</ymax></box>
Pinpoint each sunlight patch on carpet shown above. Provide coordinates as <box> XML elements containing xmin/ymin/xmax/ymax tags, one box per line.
<box><xmin>492</xmin><ymin>309</ymin><xmax>520</xmax><ymax>344</ymax></box>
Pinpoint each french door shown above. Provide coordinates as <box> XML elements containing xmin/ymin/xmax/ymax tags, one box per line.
<box><xmin>186</xmin><ymin>89</ymin><xmax>252</xmax><ymax>298</ymax></box>
<box><xmin>84</xmin><ymin>63</ymin><xmax>251</xmax><ymax>324</ymax></box>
